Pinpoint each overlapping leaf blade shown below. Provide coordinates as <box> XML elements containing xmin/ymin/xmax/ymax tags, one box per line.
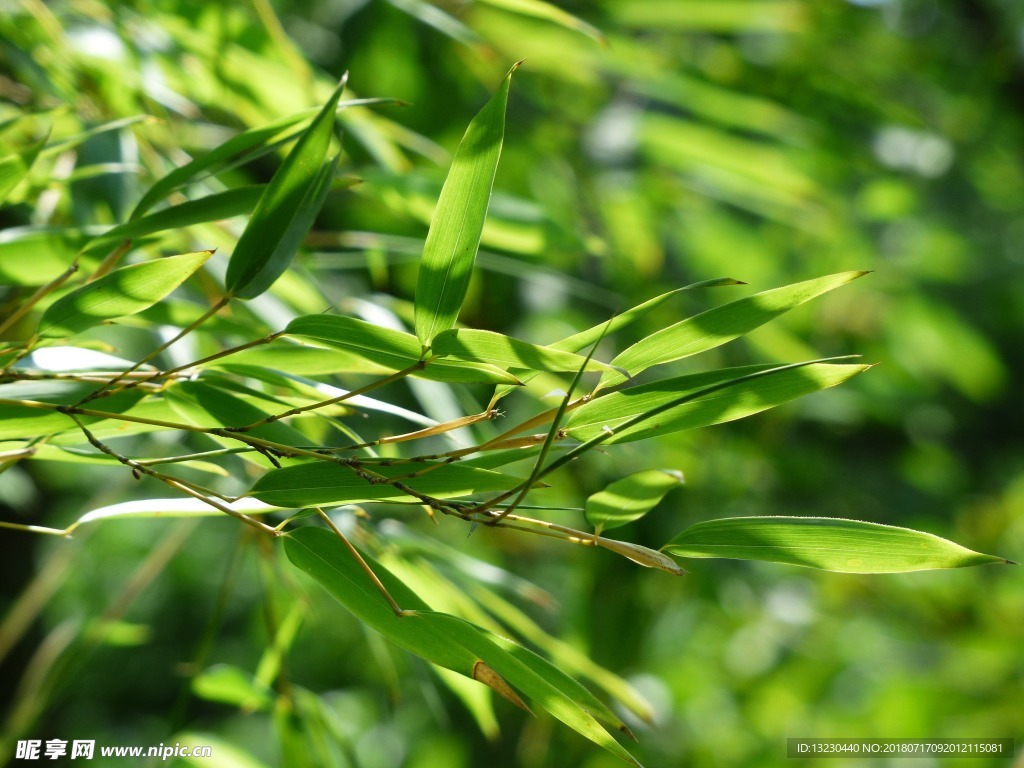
<box><xmin>284</xmin><ymin>527</ymin><xmax>640</xmax><ymax>765</ymax></box>
<box><xmin>285</xmin><ymin>315</ymin><xmax>521</xmax><ymax>383</ymax></box>
<box><xmin>586</xmin><ymin>469</ymin><xmax>684</xmax><ymax>533</ymax></box>
<box><xmin>566</xmin><ymin>363</ymin><xmax>869</xmax><ymax>443</ymax></box>
<box><xmin>489</xmin><ymin>277</ymin><xmax>743</xmax><ymax>403</ymax></box>
<box><xmin>249</xmin><ymin>461</ymin><xmax>524</xmax><ymax>507</ymax></box>
<box><xmin>662</xmin><ymin>516</ymin><xmax>1012</xmax><ymax>573</ymax></box>
<box><xmin>38</xmin><ymin>251</ymin><xmax>214</xmax><ymax>337</ymax></box>
<box><xmin>599</xmin><ymin>271</ymin><xmax>867</xmax><ymax>388</ymax></box>
<box><xmin>414</xmin><ymin>65</ymin><xmax>517</xmax><ymax>345</ymax></box>
<box><xmin>225</xmin><ymin>80</ymin><xmax>345</xmax><ymax>299</ymax></box>
<box><xmin>431</xmin><ymin>328</ymin><xmax>617</xmax><ymax>374</ymax></box>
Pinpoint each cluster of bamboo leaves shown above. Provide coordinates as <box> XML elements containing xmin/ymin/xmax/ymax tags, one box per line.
<box><xmin>0</xmin><ymin>60</ymin><xmax>1011</xmax><ymax>764</ymax></box>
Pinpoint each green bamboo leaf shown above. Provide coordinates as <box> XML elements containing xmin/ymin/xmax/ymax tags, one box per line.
<box><xmin>0</xmin><ymin>382</ymin><xmax>147</xmax><ymax>440</ymax></box>
<box><xmin>600</xmin><ymin>271</ymin><xmax>868</xmax><ymax>388</ymax></box>
<box><xmin>0</xmin><ymin>227</ymin><xmax>94</xmax><ymax>285</ymax></box>
<box><xmin>567</xmin><ymin>363</ymin><xmax>868</xmax><ymax>443</ymax></box>
<box><xmin>284</xmin><ymin>528</ymin><xmax>638</xmax><ymax>764</ymax></box>
<box><xmin>414</xmin><ymin>64</ymin><xmax>518</xmax><ymax>345</ymax></box>
<box><xmin>490</xmin><ymin>277</ymin><xmax>744</xmax><ymax>403</ymax></box>
<box><xmin>282</xmin><ymin>527</ymin><xmax>525</xmax><ymax>707</ymax></box>
<box><xmin>165</xmin><ymin>379</ymin><xmax>308</xmax><ymax>446</ymax></box>
<box><xmin>192</xmin><ymin>664</ymin><xmax>274</xmax><ymax>711</ymax></box>
<box><xmin>225</xmin><ymin>80</ymin><xmax>346</xmax><ymax>300</ymax></box>
<box><xmin>662</xmin><ymin>516</ymin><xmax>1014</xmax><ymax>573</ymax></box>
<box><xmin>477</xmin><ymin>0</ymin><xmax>606</xmax><ymax>43</ymax></box>
<box><xmin>432</xmin><ymin>328</ymin><xmax>618</xmax><ymax>374</ymax></box>
<box><xmin>0</xmin><ymin>130</ymin><xmax>48</xmax><ymax>205</ymax></box>
<box><xmin>284</xmin><ymin>315</ymin><xmax>521</xmax><ymax>384</ymax></box>
<box><xmin>250</xmin><ymin>461</ymin><xmax>524</xmax><ymax>507</ymax></box>
<box><xmin>132</xmin><ymin>113</ymin><xmax>311</xmax><ymax>219</ymax></box>
<box><xmin>37</xmin><ymin>251</ymin><xmax>214</xmax><ymax>337</ymax></box>
<box><xmin>419</xmin><ymin>613</ymin><xmax>642</xmax><ymax>765</ymax></box>
<box><xmin>83</xmin><ymin>187</ymin><xmax>265</xmax><ymax>257</ymax></box>
<box><xmin>586</xmin><ymin>469</ymin><xmax>684</xmax><ymax>533</ymax></box>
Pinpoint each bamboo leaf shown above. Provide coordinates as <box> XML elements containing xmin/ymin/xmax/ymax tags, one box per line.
<box><xmin>662</xmin><ymin>516</ymin><xmax>1014</xmax><ymax>573</ymax></box>
<box><xmin>83</xmin><ymin>187</ymin><xmax>266</xmax><ymax>257</ymax></box>
<box><xmin>0</xmin><ymin>130</ymin><xmax>48</xmax><ymax>205</ymax></box>
<box><xmin>477</xmin><ymin>0</ymin><xmax>606</xmax><ymax>44</ymax></box>
<box><xmin>284</xmin><ymin>315</ymin><xmax>521</xmax><ymax>384</ymax></box>
<box><xmin>586</xmin><ymin>469</ymin><xmax>684</xmax><ymax>533</ymax></box>
<box><xmin>600</xmin><ymin>271</ymin><xmax>868</xmax><ymax>388</ymax></box>
<box><xmin>414</xmin><ymin>64</ymin><xmax>518</xmax><ymax>344</ymax></box>
<box><xmin>431</xmin><ymin>328</ymin><xmax>618</xmax><ymax>374</ymax></box>
<box><xmin>0</xmin><ymin>227</ymin><xmax>93</xmax><ymax>285</ymax></box>
<box><xmin>567</xmin><ymin>363</ymin><xmax>869</xmax><ymax>443</ymax></box>
<box><xmin>225</xmin><ymin>79</ymin><xmax>346</xmax><ymax>300</ymax></box>
<box><xmin>284</xmin><ymin>527</ymin><xmax>639</xmax><ymax>762</ymax></box>
<box><xmin>165</xmin><ymin>379</ymin><xmax>308</xmax><ymax>446</ymax></box>
<box><xmin>37</xmin><ymin>251</ymin><xmax>214</xmax><ymax>337</ymax></box>
<box><xmin>490</xmin><ymin>277</ymin><xmax>744</xmax><ymax>403</ymax></box>
<box><xmin>250</xmin><ymin>461</ymin><xmax>524</xmax><ymax>507</ymax></box>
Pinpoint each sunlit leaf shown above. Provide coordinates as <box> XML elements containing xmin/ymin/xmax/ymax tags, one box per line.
<box><xmin>568</xmin><ymin>363</ymin><xmax>868</xmax><ymax>443</ymax></box>
<box><xmin>251</xmin><ymin>461</ymin><xmax>524</xmax><ymax>507</ymax></box>
<box><xmin>490</xmin><ymin>277</ymin><xmax>743</xmax><ymax>403</ymax></box>
<box><xmin>414</xmin><ymin>64</ymin><xmax>517</xmax><ymax>344</ymax></box>
<box><xmin>431</xmin><ymin>328</ymin><xmax>618</xmax><ymax>374</ymax></box>
<box><xmin>0</xmin><ymin>130</ymin><xmax>48</xmax><ymax>205</ymax></box>
<box><xmin>192</xmin><ymin>664</ymin><xmax>274</xmax><ymax>711</ymax></box>
<box><xmin>225</xmin><ymin>80</ymin><xmax>346</xmax><ymax>299</ymax></box>
<box><xmin>165</xmin><ymin>379</ymin><xmax>308</xmax><ymax>446</ymax></box>
<box><xmin>0</xmin><ymin>227</ymin><xmax>93</xmax><ymax>285</ymax></box>
<box><xmin>284</xmin><ymin>527</ymin><xmax>639</xmax><ymax>765</ymax></box>
<box><xmin>0</xmin><ymin>382</ymin><xmax>147</xmax><ymax>440</ymax></box>
<box><xmin>600</xmin><ymin>272</ymin><xmax>867</xmax><ymax>387</ymax></box>
<box><xmin>586</xmin><ymin>469</ymin><xmax>684</xmax><ymax>533</ymax></box>
<box><xmin>83</xmin><ymin>187</ymin><xmax>265</xmax><ymax>257</ymax></box>
<box><xmin>38</xmin><ymin>251</ymin><xmax>214</xmax><ymax>337</ymax></box>
<box><xmin>477</xmin><ymin>0</ymin><xmax>606</xmax><ymax>43</ymax></box>
<box><xmin>285</xmin><ymin>315</ymin><xmax>521</xmax><ymax>383</ymax></box>
<box><xmin>662</xmin><ymin>516</ymin><xmax>1013</xmax><ymax>573</ymax></box>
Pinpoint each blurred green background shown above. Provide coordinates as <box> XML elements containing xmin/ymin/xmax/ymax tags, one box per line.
<box><xmin>1</xmin><ymin>0</ymin><xmax>1021</xmax><ymax>766</ymax></box>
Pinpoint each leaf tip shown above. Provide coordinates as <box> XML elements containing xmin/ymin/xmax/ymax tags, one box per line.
<box><xmin>473</xmin><ymin>661</ymin><xmax>532</xmax><ymax>713</ymax></box>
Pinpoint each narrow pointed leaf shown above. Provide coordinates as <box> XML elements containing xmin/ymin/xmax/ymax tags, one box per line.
<box><xmin>226</xmin><ymin>80</ymin><xmax>345</xmax><ymax>299</ymax></box>
<box><xmin>419</xmin><ymin>613</ymin><xmax>642</xmax><ymax>766</ymax></box>
<box><xmin>662</xmin><ymin>516</ymin><xmax>1013</xmax><ymax>573</ymax></box>
<box><xmin>165</xmin><ymin>379</ymin><xmax>308</xmax><ymax>446</ymax></box>
<box><xmin>284</xmin><ymin>528</ymin><xmax>638</xmax><ymax>763</ymax></box>
<box><xmin>250</xmin><ymin>461</ymin><xmax>524</xmax><ymax>507</ymax></box>
<box><xmin>432</xmin><ymin>328</ymin><xmax>618</xmax><ymax>374</ymax></box>
<box><xmin>83</xmin><ymin>187</ymin><xmax>265</xmax><ymax>257</ymax></box>
<box><xmin>600</xmin><ymin>271</ymin><xmax>867</xmax><ymax>387</ymax></box>
<box><xmin>491</xmin><ymin>277</ymin><xmax>744</xmax><ymax>403</ymax></box>
<box><xmin>566</xmin><ymin>363</ymin><xmax>869</xmax><ymax>443</ymax></box>
<box><xmin>586</xmin><ymin>469</ymin><xmax>684</xmax><ymax>532</ymax></box>
<box><xmin>0</xmin><ymin>132</ymin><xmax>48</xmax><ymax>205</ymax></box>
<box><xmin>477</xmin><ymin>0</ymin><xmax>606</xmax><ymax>44</ymax></box>
<box><xmin>414</xmin><ymin>65</ymin><xmax>517</xmax><ymax>344</ymax></box>
<box><xmin>38</xmin><ymin>251</ymin><xmax>214</xmax><ymax>337</ymax></box>
<box><xmin>285</xmin><ymin>315</ymin><xmax>521</xmax><ymax>383</ymax></box>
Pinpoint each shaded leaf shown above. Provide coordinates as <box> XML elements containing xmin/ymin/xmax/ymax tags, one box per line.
<box><xmin>38</xmin><ymin>251</ymin><xmax>214</xmax><ymax>337</ymax></box>
<box><xmin>250</xmin><ymin>461</ymin><xmax>525</xmax><ymax>507</ymax></box>
<box><xmin>83</xmin><ymin>187</ymin><xmax>265</xmax><ymax>257</ymax></box>
<box><xmin>165</xmin><ymin>379</ymin><xmax>308</xmax><ymax>446</ymax></box>
<box><xmin>568</xmin><ymin>363</ymin><xmax>869</xmax><ymax>443</ymax></box>
<box><xmin>284</xmin><ymin>527</ymin><xmax>639</xmax><ymax>765</ymax></box>
<box><xmin>662</xmin><ymin>516</ymin><xmax>1013</xmax><ymax>573</ymax></box>
<box><xmin>226</xmin><ymin>80</ymin><xmax>345</xmax><ymax>299</ymax></box>
<box><xmin>414</xmin><ymin>65</ymin><xmax>517</xmax><ymax>344</ymax></box>
<box><xmin>600</xmin><ymin>271</ymin><xmax>867</xmax><ymax>388</ymax></box>
<box><xmin>586</xmin><ymin>469</ymin><xmax>684</xmax><ymax>533</ymax></box>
